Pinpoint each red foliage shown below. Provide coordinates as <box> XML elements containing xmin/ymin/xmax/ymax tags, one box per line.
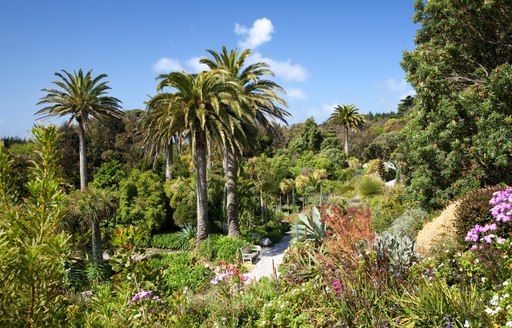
<box><xmin>320</xmin><ymin>205</ymin><xmax>375</xmax><ymax>274</ymax></box>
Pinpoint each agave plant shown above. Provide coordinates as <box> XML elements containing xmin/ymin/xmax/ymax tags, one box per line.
<box><xmin>176</xmin><ymin>224</ymin><xmax>197</xmax><ymax>250</ymax></box>
<box><xmin>294</xmin><ymin>207</ymin><xmax>328</xmax><ymax>244</ymax></box>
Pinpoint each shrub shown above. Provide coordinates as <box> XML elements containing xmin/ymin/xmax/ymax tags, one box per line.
<box><xmin>385</xmin><ymin>207</ymin><xmax>428</xmax><ymax>240</ymax></box>
<box><xmin>148</xmin><ymin>253</ymin><xmax>211</xmax><ymax>293</ymax></box>
<box><xmin>322</xmin><ymin>205</ymin><xmax>375</xmax><ymax>274</ymax></box>
<box><xmin>454</xmin><ymin>186</ymin><xmax>505</xmax><ymax>247</ymax></box>
<box><xmin>370</xmin><ymin>184</ymin><xmax>408</xmax><ymax>233</ymax></box>
<box><xmin>151</xmin><ymin>232</ymin><xmax>187</xmax><ymax>250</ymax></box>
<box><xmin>214</xmin><ymin>236</ymin><xmax>247</xmax><ymax>263</ymax></box>
<box><xmin>358</xmin><ymin>175</ymin><xmax>384</xmax><ymax>201</ymax></box>
<box><xmin>294</xmin><ymin>207</ymin><xmax>327</xmax><ymax>244</ymax></box>
<box><xmin>376</xmin><ymin>232</ymin><xmax>417</xmax><ymax>274</ymax></box>
<box><xmin>416</xmin><ymin>202</ymin><xmax>459</xmax><ymax>257</ymax></box>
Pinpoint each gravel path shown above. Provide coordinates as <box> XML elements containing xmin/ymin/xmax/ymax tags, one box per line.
<box><xmin>246</xmin><ymin>232</ymin><xmax>292</xmax><ymax>281</ymax></box>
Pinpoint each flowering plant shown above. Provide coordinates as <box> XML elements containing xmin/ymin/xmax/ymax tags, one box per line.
<box><xmin>465</xmin><ymin>187</ymin><xmax>512</xmax><ymax>248</ymax></box>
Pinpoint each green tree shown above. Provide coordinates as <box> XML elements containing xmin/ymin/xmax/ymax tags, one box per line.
<box><xmin>396</xmin><ymin>0</ymin><xmax>512</xmax><ymax>207</ymax></box>
<box><xmin>117</xmin><ymin>169</ymin><xmax>168</xmax><ymax>243</ymax></box>
<box><xmin>0</xmin><ymin>125</ymin><xmax>72</xmax><ymax>327</ymax></box>
<box><xmin>201</xmin><ymin>47</ymin><xmax>289</xmax><ymax>236</ymax></box>
<box><xmin>140</xmin><ymin>93</ymin><xmax>186</xmax><ymax>181</ymax></box>
<box><xmin>37</xmin><ymin>69</ymin><xmax>122</xmax><ymax>190</ymax></box>
<box><xmin>63</xmin><ymin>188</ymin><xmax>117</xmax><ymax>266</ymax></box>
<box><xmin>155</xmin><ymin>70</ymin><xmax>241</xmax><ymax>243</ymax></box>
<box><xmin>328</xmin><ymin>104</ymin><xmax>365</xmax><ymax>155</ymax></box>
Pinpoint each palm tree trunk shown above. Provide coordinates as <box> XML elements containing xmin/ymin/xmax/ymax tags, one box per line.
<box><xmin>207</xmin><ymin>139</ymin><xmax>212</xmax><ymax>170</ymax></box>
<box><xmin>91</xmin><ymin>219</ymin><xmax>103</xmax><ymax>265</ymax></box>
<box><xmin>225</xmin><ymin>148</ymin><xmax>240</xmax><ymax>236</ymax></box>
<box><xmin>78</xmin><ymin>121</ymin><xmax>88</xmax><ymax>190</ymax></box>
<box><xmin>195</xmin><ymin>130</ymin><xmax>209</xmax><ymax>244</ymax></box>
<box><xmin>343</xmin><ymin>126</ymin><xmax>349</xmax><ymax>155</ymax></box>
<box><xmin>165</xmin><ymin>139</ymin><xmax>173</xmax><ymax>181</ymax></box>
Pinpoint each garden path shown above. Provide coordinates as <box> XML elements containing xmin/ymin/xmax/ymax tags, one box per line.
<box><xmin>246</xmin><ymin>232</ymin><xmax>292</xmax><ymax>281</ymax></box>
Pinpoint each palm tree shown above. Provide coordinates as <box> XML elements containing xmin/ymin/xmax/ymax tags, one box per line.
<box><xmin>155</xmin><ymin>70</ymin><xmax>242</xmax><ymax>243</ymax></box>
<box><xmin>140</xmin><ymin>93</ymin><xmax>186</xmax><ymax>181</ymax></box>
<box><xmin>328</xmin><ymin>104</ymin><xmax>365</xmax><ymax>155</ymax></box>
<box><xmin>201</xmin><ymin>47</ymin><xmax>289</xmax><ymax>236</ymax></box>
<box><xmin>63</xmin><ymin>188</ymin><xmax>117</xmax><ymax>266</ymax></box>
<box><xmin>37</xmin><ymin>69</ymin><xmax>122</xmax><ymax>190</ymax></box>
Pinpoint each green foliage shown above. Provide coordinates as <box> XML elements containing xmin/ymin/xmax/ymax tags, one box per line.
<box><xmin>149</xmin><ymin>253</ymin><xmax>211</xmax><ymax>293</ymax></box>
<box><xmin>357</xmin><ymin>175</ymin><xmax>384</xmax><ymax>200</ymax></box>
<box><xmin>91</xmin><ymin>160</ymin><xmax>127</xmax><ymax>190</ymax></box>
<box><xmin>454</xmin><ymin>186</ymin><xmax>505</xmax><ymax>247</ymax></box>
<box><xmin>151</xmin><ymin>233</ymin><xmax>187</xmax><ymax>250</ymax></box>
<box><xmin>294</xmin><ymin>207</ymin><xmax>327</xmax><ymax>243</ymax></box>
<box><xmin>397</xmin><ymin>0</ymin><xmax>512</xmax><ymax>208</ymax></box>
<box><xmin>0</xmin><ymin>125</ymin><xmax>73</xmax><ymax>327</ymax></box>
<box><xmin>214</xmin><ymin>236</ymin><xmax>247</xmax><ymax>263</ymax></box>
<box><xmin>151</xmin><ymin>225</ymin><xmax>196</xmax><ymax>250</ymax></box>
<box><xmin>117</xmin><ymin>169</ymin><xmax>168</xmax><ymax>244</ymax></box>
<box><xmin>393</xmin><ymin>278</ymin><xmax>490</xmax><ymax>327</ymax></box>
<box><xmin>242</xmin><ymin>221</ymin><xmax>289</xmax><ymax>244</ymax></box>
<box><xmin>370</xmin><ymin>187</ymin><xmax>409</xmax><ymax>234</ymax></box>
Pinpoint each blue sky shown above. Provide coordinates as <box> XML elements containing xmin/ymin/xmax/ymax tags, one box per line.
<box><xmin>0</xmin><ymin>1</ymin><xmax>417</xmax><ymax>137</ymax></box>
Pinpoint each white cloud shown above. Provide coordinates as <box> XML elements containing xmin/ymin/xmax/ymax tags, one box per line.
<box><xmin>249</xmin><ymin>52</ymin><xmax>308</xmax><ymax>82</ymax></box>
<box><xmin>235</xmin><ymin>17</ymin><xmax>274</xmax><ymax>49</ymax></box>
<box><xmin>153</xmin><ymin>57</ymin><xmax>184</xmax><ymax>73</ymax></box>
<box><xmin>186</xmin><ymin>57</ymin><xmax>209</xmax><ymax>73</ymax></box>
<box><xmin>381</xmin><ymin>78</ymin><xmax>415</xmax><ymax>101</ymax></box>
<box><xmin>286</xmin><ymin>88</ymin><xmax>307</xmax><ymax>101</ymax></box>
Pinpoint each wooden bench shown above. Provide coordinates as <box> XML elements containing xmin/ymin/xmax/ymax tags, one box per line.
<box><xmin>240</xmin><ymin>244</ymin><xmax>262</xmax><ymax>263</ymax></box>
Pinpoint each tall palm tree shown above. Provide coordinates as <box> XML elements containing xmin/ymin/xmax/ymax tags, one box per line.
<box><xmin>140</xmin><ymin>93</ymin><xmax>186</xmax><ymax>181</ymax></box>
<box><xmin>201</xmin><ymin>47</ymin><xmax>289</xmax><ymax>236</ymax></box>
<box><xmin>328</xmin><ymin>104</ymin><xmax>365</xmax><ymax>155</ymax></box>
<box><xmin>37</xmin><ymin>69</ymin><xmax>123</xmax><ymax>190</ymax></box>
<box><xmin>155</xmin><ymin>70</ymin><xmax>242</xmax><ymax>243</ymax></box>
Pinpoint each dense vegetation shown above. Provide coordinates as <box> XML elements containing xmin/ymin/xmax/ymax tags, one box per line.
<box><xmin>2</xmin><ymin>0</ymin><xmax>512</xmax><ymax>326</ymax></box>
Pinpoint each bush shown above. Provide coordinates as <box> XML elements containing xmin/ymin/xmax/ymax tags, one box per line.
<box><xmin>370</xmin><ymin>185</ymin><xmax>408</xmax><ymax>233</ymax></box>
<box><xmin>454</xmin><ymin>186</ymin><xmax>505</xmax><ymax>247</ymax></box>
<box><xmin>151</xmin><ymin>233</ymin><xmax>187</xmax><ymax>250</ymax></box>
<box><xmin>214</xmin><ymin>236</ymin><xmax>247</xmax><ymax>262</ymax></box>
<box><xmin>358</xmin><ymin>175</ymin><xmax>384</xmax><ymax>200</ymax></box>
<box><xmin>385</xmin><ymin>207</ymin><xmax>428</xmax><ymax>240</ymax></box>
<box><xmin>416</xmin><ymin>202</ymin><xmax>459</xmax><ymax>257</ymax></box>
<box><xmin>148</xmin><ymin>253</ymin><xmax>210</xmax><ymax>293</ymax></box>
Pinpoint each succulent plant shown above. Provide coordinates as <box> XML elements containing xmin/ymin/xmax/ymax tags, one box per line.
<box><xmin>376</xmin><ymin>232</ymin><xmax>417</xmax><ymax>273</ymax></box>
<box><xmin>294</xmin><ymin>207</ymin><xmax>328</xmax><ymax>243</ymax></box>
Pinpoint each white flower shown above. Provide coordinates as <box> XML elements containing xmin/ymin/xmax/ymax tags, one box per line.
<box><xmin>464</xmin><ymin>320</ymin><xmax>470</xmax><ymax>328</ymax></box>
<box><xmin>504</xmin><ymin>280</ymin><xmax>509</xmax><ymax>286</ymax></box>
<box><xmin>506</xmin><ymin>321</ymin><xmax>512</xmax><ymax>327</ymax></box>
<box><xmin>485</xmin><ymin>308</ymin><xmax>494</xmax><ymax>315</ymax></box>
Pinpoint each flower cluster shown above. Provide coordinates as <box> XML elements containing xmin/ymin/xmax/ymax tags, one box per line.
<box><xmin>129</xmin><ymin>290</ymin><xmax>160</xmax><ymax>303</ymax></box>
<box><xmin>210</xmin><ymin>262</ymin><xmax>251</xmax><ymax>286</ymax></box>
<box><xmin>465</xmin><ymin>188</ymin><xmax>512</xmax><ymax>248</ymax></box>
<box><xmin>490</xmin><ymin>187</ymin><xmax>512</xmax><ymax>223</ymax></box>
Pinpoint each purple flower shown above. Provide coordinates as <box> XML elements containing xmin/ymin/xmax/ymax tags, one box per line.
<box><xmin>482</xmin><ymin>234</ymin><xmax>495</xmax><ymax>244</ymax></box>
<box><xmin>497</xmin><ymin>237</ymin><xmax>506</xmax><ymax>244</ymax></box>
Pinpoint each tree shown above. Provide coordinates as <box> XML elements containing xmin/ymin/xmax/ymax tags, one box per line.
<box><xmin>140</xmin><ymin>93</ymin><xmax>185</xmax><ymax>181</ymax></box>
<box><xmin>37</xmin><ymin>69</ymin><xmax>122</xmax><ymax>190</ymax></box>
<box><xmin>63</xmin><ymin>188</ymin><xmax>117</xmax><ymax>266</ymax></box>
<box><xmin>201</xmin><ymin>47</ymin><xmax>289</xmax><ymax>236</ymax></box>
<box><xmin>328</xmin><ymin>104</ymin><xmax>365</xmax><ymax>155</ymax></box>
<box><xmin>396</xmin><ymin>0</ymin><xmax>512</xmax><ymax>207</ymax></box>
<box><xmin>155</xmin><ymin>70</ymin><xmax>242</xmax><ymax>243</ymax></box>
<box><xmin>0</xmin><ymin>126</ymin><xmax>72</xmax><ymax>326</ymax></box>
